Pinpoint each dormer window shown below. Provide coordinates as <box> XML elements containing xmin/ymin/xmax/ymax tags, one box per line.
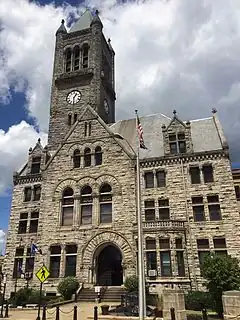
<box><xmin>169</xmin><ymin>133</ymin><xmax>186</xmax><ymax>154</ymax></box>
<box><xmin>31</xmin><ymin>157</ymin><xmax>41</xmax><ymax>174</ymax></box>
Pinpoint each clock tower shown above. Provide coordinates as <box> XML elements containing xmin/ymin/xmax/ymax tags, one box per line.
<box><xmin>48</xmin><ymin>9</ymin><xmax>116</xmax><ymax>149</ymax></box>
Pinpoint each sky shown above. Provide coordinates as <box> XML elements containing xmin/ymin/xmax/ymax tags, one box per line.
<box><xmin>1</xmin><ymin>0</ymin><xmax>240</xmax><ymax>253</ymax></box>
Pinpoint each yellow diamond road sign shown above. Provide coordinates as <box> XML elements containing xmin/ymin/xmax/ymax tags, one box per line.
<box><xmin>36</xmin><ymin>265</ymin><xmax>50</xmax><ymax>283</ymax></box>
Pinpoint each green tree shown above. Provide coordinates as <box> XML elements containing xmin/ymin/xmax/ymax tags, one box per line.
<box><xmin>57</xmin><ymin>277</ymin><xmax>79</xmax><ymax>300</ymax></box>
<box><xmin>202</xmin><ymin>253</ymin><xmax>240</xmax><ymax>318</ymax></box>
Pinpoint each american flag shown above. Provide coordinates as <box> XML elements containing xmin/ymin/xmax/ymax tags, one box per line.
<box><xmin>136</xmin><ymin>114</ymin><xmax>147</xmax><ymax>149</ymax></box>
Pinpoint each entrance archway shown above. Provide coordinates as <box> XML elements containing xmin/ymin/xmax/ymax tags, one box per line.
<box><xmin>96</xmin><ymin>245</ymin><xmax>123</xmax><ymax>286</ymax></box>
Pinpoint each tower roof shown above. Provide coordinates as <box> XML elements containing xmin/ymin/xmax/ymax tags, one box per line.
<box><xmin>69</xmin><ymin>9</ymin><xmax>100</xmax><ymax>33</ymax></box>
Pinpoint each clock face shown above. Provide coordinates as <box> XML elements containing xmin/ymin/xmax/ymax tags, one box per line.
<box><xmin>66</xmin><ymin>90</ymin><xmax>81</xmax><ymax>105</ymax></box>
<box><xmin>104</xmin><ymin>99</ymin><xmax>109</xmax><ymax>115</ymax></box>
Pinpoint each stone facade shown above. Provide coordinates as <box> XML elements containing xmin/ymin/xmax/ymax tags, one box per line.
<box><xmin>3</xmin><ymin>10</ymin><xmax>240</xmax><ymax>298</ymax></box>
<box><xmin>232</xmin><ymin>168</ymin><xmax>240</xmax><ymax>211</ymax></box>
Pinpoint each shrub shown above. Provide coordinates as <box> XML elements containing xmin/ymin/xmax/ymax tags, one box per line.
<box><xmin>9</xmin><ymin>288</ymin><xmax>41</xmax><ymax>306</ymax></box>
<box><xmin>202</xmin><ymin>253</ymin><xmax>240</xmax><ymax>317</ymax></box>
<box><xmin>57</xmin><ymin>277</ymin><xmax>80</xmax><ymax>300</ymax></box>
<box><xmin>185</xmin><ymin>291</ymin><xmax>215</xmax><ymax>311</ymax></box>
<box><xmin>124</xmin><ymin>275</ymin><xmax>139</xmax><ymax>292</ymax></box>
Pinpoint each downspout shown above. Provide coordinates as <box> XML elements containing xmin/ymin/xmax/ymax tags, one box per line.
<box><xmin>180</xmin><ymin>157</ymin><xmax>198</xmax><ymax>291</ymax></box>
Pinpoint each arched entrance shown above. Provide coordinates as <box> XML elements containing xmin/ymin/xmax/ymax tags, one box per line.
<box><xmin>96</xmin><ymin>245</ymin><xmax>123</xmax><ymax>286</ymax></box>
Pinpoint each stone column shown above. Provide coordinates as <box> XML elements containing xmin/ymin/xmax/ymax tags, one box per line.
<box><xmin>162</xmin><ymin>289</ymin><xmax>187</xmax><ymax>320</ymax></box>
<box><xmin>222</xmin><ymin>291</ymin><xmax>240</xmax><ymax>320</ymax></box>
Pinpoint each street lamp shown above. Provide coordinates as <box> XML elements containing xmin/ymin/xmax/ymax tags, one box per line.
<box><xmin>0</xmin><ymin>274</ymin><xmax>6</xmax><ymax>318</ymax></box>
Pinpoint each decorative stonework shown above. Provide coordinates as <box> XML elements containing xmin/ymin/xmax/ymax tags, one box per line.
<box><xmin>81</xmin><ymin>231</ymin><xmax>134</xmax><ymax>267</ymax></box>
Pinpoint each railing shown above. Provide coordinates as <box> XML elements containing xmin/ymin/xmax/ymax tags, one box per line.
<box><xmin>134</xmin><ymin>220</ymin><xmax>185</xmax><ymax>231</ymax></box>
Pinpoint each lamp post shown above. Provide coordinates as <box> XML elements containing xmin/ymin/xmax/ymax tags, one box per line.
<box><xmin>0</xmin><ymin>274</ymin><xmax>6</xmax><ymax>318</ymax></box>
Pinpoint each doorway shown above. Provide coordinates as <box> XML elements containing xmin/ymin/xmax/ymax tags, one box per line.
<box><xmin>96</xmin><ymin>245</ymin><xmax>123</xmax><ymax>286</ymax></box>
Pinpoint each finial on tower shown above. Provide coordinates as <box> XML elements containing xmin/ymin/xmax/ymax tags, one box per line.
<box><xmin>173</xmin><ymin>110</ymin><xmax>177</xmax><ymax>118</ymax></box>
<box><xmin>95</xmin><ymin>9</ymin><xmax>99</xmax><ymax>15</ymax></box>
<box><xmin>212</xmin><ymin>107</ymin><xmax>217</xmax><ymax>114</ymax></box>
<box><xmin>56</xmin><ymin>18</ymin><xmax>67</xmax><ymax>35</ymax></box>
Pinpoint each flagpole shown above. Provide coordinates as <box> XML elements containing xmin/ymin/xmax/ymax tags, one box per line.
<box><xmin>135</xmin><ymin>110</ymin><xmax>146</xmax><ymax>320</ymax></box>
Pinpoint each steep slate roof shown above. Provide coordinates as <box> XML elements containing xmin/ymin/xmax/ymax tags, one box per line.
<box><xmin>111</xmin><ymin>113</ymin><xmax>224</xmax><ymax>160</ymax></box>
<box><xmin>69</xmin><ymin>9</ymin><xmax>94</xmax><ymax>33</ymax></box>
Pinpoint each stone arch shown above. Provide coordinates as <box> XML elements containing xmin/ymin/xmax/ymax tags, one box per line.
<box><xmin>78</xmin><ymin>176</ymin><xmax>97</xmax><ymax>193</ymax></box>
<box><xmin>68</xmin><ymin>143</ymin><xmax>82</xmax><ymax>155</ymax></box>
<box><xmin>81</xmin><ymin>231</ymin><xmax>134</xmax><ymax>267</ymax></box>
<box><xmin>53</xmin><ymin>178</ymin><xmax>77</xmax><ymax>200</ymax></box>
<box><xmin>96</xmin><ymin>174</ymin><xmax>122</xmax><ymax>195</ymax></box>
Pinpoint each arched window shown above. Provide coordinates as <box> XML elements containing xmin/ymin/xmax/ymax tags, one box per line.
<box><xmin>65</xmin><ymin>48</ymin><xmax>72</xmax><ymax>72</ymax></box>
<box><xmin>80</xmin><ymin>186</ymin><xmax>93</xmax><ymax>225</ymax></box>
<box><xmin>84</xmin><ymin>148</ymin><xmax>91</xmax><ymax>167</ymax></box>
<box><xmin>74</xmin><ymin>113</ymin><xmax>77</xmax><ymax>123</ymax></box>
<box><xmin>82</xmin><ymin>44</ymin><xmax>89</xmax><ymax>68</ymax></box>
<box><xmin>68</xmin><ymin>114</ymin><xmax>72</xmax><ymax>126</ymax></box>
<box><xmin>49</xmin><ymin>245</ymin><xmax>61</xmax><ymax>278</ymax></box>
<box><xmin>99</xmin><ymin>184</ymin><xmax>112</xmax><ymax>223</ymax></box>
<box><xmin>73</xmin><ymin>46</ymin><xmax>80</xmax><ymax>71</ymax></box>
<box><xmin>73</xmin><ymin>149</ymin><xmax>80</xmax><ymax>168</ymax></box>
<box><xmin>95</xmin><ymin>146</ymin><xmax>102</xmax><ymax>166</ymax></box>
<box><xmin>62</xmin><ymin>188</ymin><xmax>74</xmax><ymax>226</ymax></box>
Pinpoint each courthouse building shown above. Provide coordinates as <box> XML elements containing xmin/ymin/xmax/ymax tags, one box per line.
<box><xmin>3</xmin><ymin>9</ymin><xmax>240</xmax><ymax>297</ymax></box>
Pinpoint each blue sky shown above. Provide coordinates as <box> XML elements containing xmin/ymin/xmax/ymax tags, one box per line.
<box><xmin>1</xmin><ymin>0</ymin><xmax>240</xmax><ymax>250</ymax></box>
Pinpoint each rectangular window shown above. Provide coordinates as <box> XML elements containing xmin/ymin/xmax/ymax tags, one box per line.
<box><xmin>175</xmin><ymin>238</ymin><xmax>183</xmax><ymax>249</ymax></box>
<box><xmin>169</xmin><ymin>133</ymin><xmax>186</xmax><ymax>154</ymax></box>
<box><xmin>144</xmin><ymin>200</ymin><xmax>155</xmax><ymax>221</ymax></box>
<box><xmin>25</xmin><ymin>248</ymin><xmax>34</xmax><ymax>278</ymax></box>
<box><xmin>192</xmin><ymin>196</ymin><xmax>205</xmax><ymax>222</ymax></box>
<box><xmin>29</xmin><ymin>212</ymin><xmax>39</xmax><ymax>233</ymax></box>
<box><xmin>31</xmin><ymin>157</ymin><xmax>41</xmax><ymax>174</ymax></box>
<box><xmin>197</xmin><ymin>239</ymin><xmax>210</xmax><ymax>269</ymax></box>
<box><xmin>146</xmin><ymin>239</ymin><xmax>156</xmax><ymax>250</ymax></box>
<box><xmin>100</xmin><ymin>203</ymin><xmax>112</xmax><ymax>223</ymax></box>
<box><xmin>213</xmin><ymin>237</ymin><xmax>227</xmax><ymax>256</ymax></box>
<box><xmin>49</xmin><ymin>246</ymin><xmax>61</xmax><ymax>278</ymax></box>
<box><xmin>18</xmin><ymin>213</ymin><xmax>28</xmax><ymax>234</ymax></box>
<box><xmin>144</xmin><ymin>172</ymin><xmax>154</xmax><ymax>188</ymax></box>
<box><xmin>159</xmin><ymin>238</ymin><xmax>170</xmax><ymax>249</ymax></box>
<box><xmin>156</xmin><ymin>171</ymin><xmax>166</xmax><ymax>187</ymax></box>
<box><xmin>146</xmin><ymin>252</ymin><xmax>157</xmax><ymax>271</ymax></box>
<box><xmin>207</xmin><ymin>195</ymin><xmax>221</xmax><ymax>221</ymax></box>
<box><xmin>203</xmin><ymin>165</ymin><xmax>214</xmax><ymax>183</ymax></box>
<box><xmin>235</xmin><ymin>186</ymin><xmax>240</xmax><ymax>200</ymax></box>
<box><xmin>197</xmin><ymin>239</ymin><xmax>209</xmax><ymax>249</ymax></box>
<box><xmin>33</xmin><ymin>185</ymin><xmax>41</xmax><ymax>201</ymax></box>
<box><xmin>190</xmin><ymin>167</ymin><xmax>201</xmax><ymax>184</ymax></box>
<box><xmin>81</xmin><ymin>205</ymin><xmax>92</xmax><ymax>225</ymax></box>
<box><xmin>62</xmin><ymin>207</ymin><xmax>74</xmax><ymax>226</ymax></box>
<box><xmin>13</xmin><ymin>247</ymin><xmax>24</xmax><ymax>279</ymax></box>
<box><xmin>65</xmin><ymin>245</ymin><xmax>77</xmax><ymax>277</ymax></box>
<box><xmin>24</xmin><ymin>187</ymin><xmax>32</xmax><ymax>202</ymax></box>
<box><xmin>160</xmin><ymin>251</ymin><xmax>172</xmax><ymax>276</ymax></box>
<box><xmin>158</xmin><ymin>199</ymin><xmax>170</xmax><ymax>220</ymax></box>
<box><xmin>176</xmin><ymin>251</ymin><xmax>185</xmax><ymax>277</ymax></box>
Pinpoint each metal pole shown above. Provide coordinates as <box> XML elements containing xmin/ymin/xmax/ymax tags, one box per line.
<box><xmin>36</xmin><ymin>282</ymin><xmax>43</xmax><ymax>320</ymax></box>
<box><xmin>135</xmin><ymin>110</ymin><xmax>146</xmax><ymax>320</ymax></box>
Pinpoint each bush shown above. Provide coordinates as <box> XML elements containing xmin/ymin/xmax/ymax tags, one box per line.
<box><xmin>57</xmin><ymin>277</ymin><xmax>79</xmax><ymax>300</ymax></box>
<box><xmin>185</xmin><ymin>291</ymin><xmax>215</xmax><ymax>311</ymax></box>
<box><xmin>202</xmin><ymin>253</ymin><xmax>240</xmax><ymax>317</ymax></box>
<box><xmin>124</xmin><ymin>275</ymin><xmax>139</xmax><ymax>292</ymax></box>
<box><xmin>10</xmin><ymin>288</ymin><xmax>41</xmax><ymax>306</ymax></box>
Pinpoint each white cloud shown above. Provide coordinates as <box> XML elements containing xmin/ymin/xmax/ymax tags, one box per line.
<box><xmin>0</xmin><ymin>122</ymin><xmax>47</xmax><ymax>194</ymax></box>
<box><xmin>0</xmin><ymin>230</ymin><xmax>6</xmax><ymax>256</ymax></box>
<box><xmin>1</xmin><ymin>0</ymin><xmax>240</xmax><ymax>192</ymax></box>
